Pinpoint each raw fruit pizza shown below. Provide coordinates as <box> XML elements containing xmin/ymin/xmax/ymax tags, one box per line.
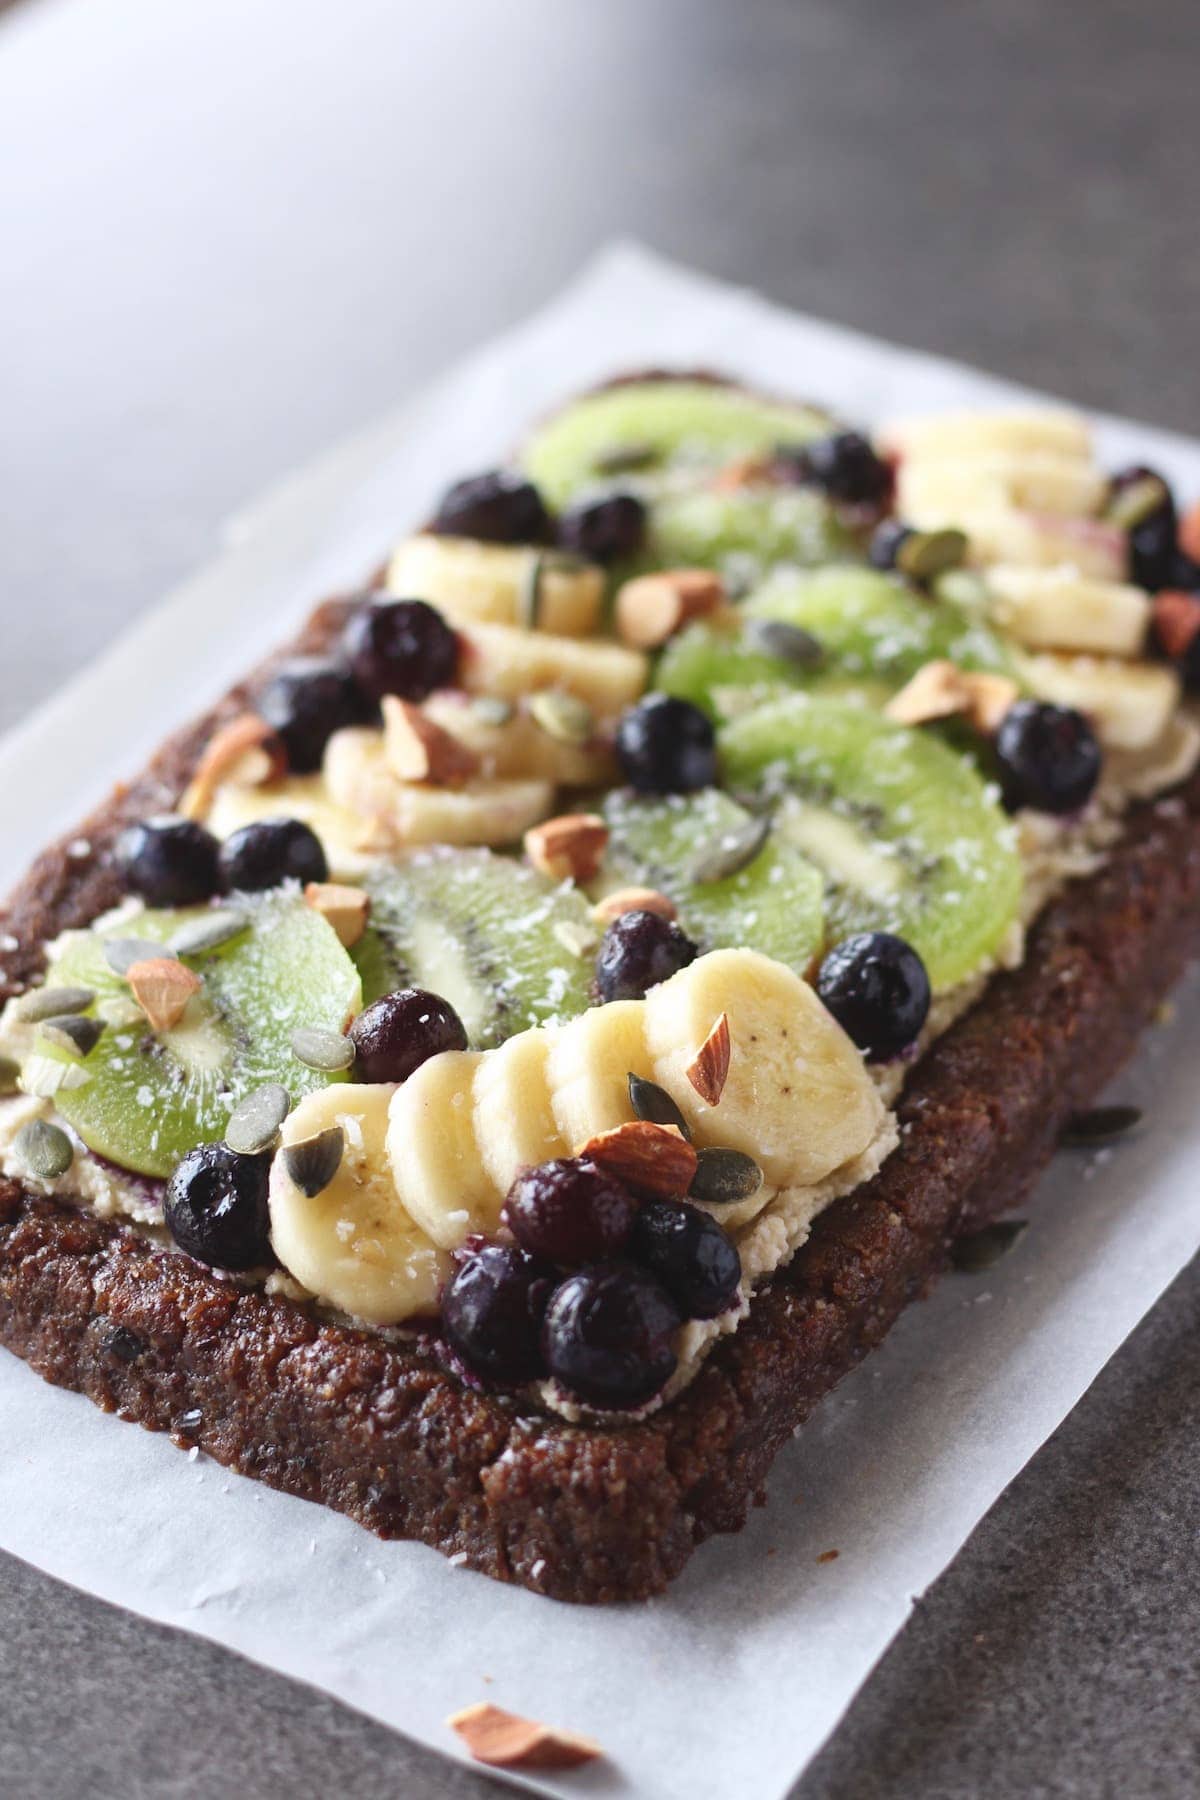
<box><xmin>3</xmin><ymin>376</ymin><xmax>1197</xmax><ymax>1419</ymax></box>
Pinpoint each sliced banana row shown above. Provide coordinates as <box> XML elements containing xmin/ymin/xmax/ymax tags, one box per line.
<box><xmin>984</xmin><ymin>564</ymin><xmax>1149</xmax><ymax>657</ymax></box>
<box><xmin>386</xmin><ymin>534</ymin><xmax>605</xmax><ymax>637</ymax></box>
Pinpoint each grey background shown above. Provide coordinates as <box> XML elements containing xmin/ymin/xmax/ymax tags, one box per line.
<box><xmin>1</xmin><ymin>0</ymin><xmax>1198</xmax><ymax>1794</ymax></box>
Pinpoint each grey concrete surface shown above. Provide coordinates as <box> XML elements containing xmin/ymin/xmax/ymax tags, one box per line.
<box><xmin>1</xmin><ymin>0</ymin><xmax>1198</xmax><ymax>1794</ymax></box>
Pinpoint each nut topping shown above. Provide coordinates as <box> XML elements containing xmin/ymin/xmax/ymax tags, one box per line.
<box><xmin>523</xmin><ymin>813</ymin><xmax>609</xmax><ymax>884</ymax></box>
<box><xmin>884</xmin><ymin>659</ymin><xmax>1019</xmax><ymax>735</ymax></box>
<box><xmin>180</xmin><ymin>713</ymin><xmax>287</xmax><ymax>820</ymax></box>
<box><xmin>125</xmin><ymin>957</ymin><xmax>203</xmax><ymax>1033</ymax></box>
<box><xmin>685</xmin><ymin>1011</ymin><xmax>731</xmax><ymax>1106</ymax></box>
<box><xmin>304</xmin><ymin>881</ymin><xmax>371</xmax><ymax>947</ymax></box>
<box><xmin>447</xmin><ymin>1702</ymin><xmax>602</xmax><ymax>1771</ymax></box>
<box><xmin>578</xmin><ymin>1119</ymin><xmax>698</xmax><ymax>1197</ymax></box>
<box><xmin>614</xmin><ymin>568</ymin><xmax>727</xmax><ymax>649</ymax></box>
<box><xmin>591</xmin><ymin>885</ymin><xmax>678</xmax><ymax>924</ymax></box>
<box><xmin>381</xmin><ymin>696</ymin><xmax>480</xmax><ymax>786</ymax></box>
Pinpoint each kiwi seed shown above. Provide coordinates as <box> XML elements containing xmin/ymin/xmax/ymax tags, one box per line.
<box><xmin>169</xmin><ymin>908</ymin><xmax>251</xmax><ymax>959</ymax></box>
<box><xmin>1060</xmin><ymin>1104</ymin><xmax>1142</xmax><ymax>1147</ymax></box>
<box><xmin>225</xmin><ymin>1083</ymin><xmax>291</xmax><ymax>1156</ymax></box>
<box><xmin>282</xmin><ymin>1125</ymin><xmax>344</xmax><ymax>1197</ymax></box>
<box><xmin>103</xmin><ymin>937</ymin><xmax>163</xmax><ymax>977</ymax></box>
<box><xmin>689</xmin><ymin>1146</ymin><xmax>763</xmax><ymax>1206</ymax></box>
<box><xmin>14</xmin><ymin>985</ymin><xmax>96</xmax><ymax>1023</ymax></box>
<box><xmin>628</xmin><ymin>1073</ymin><xmax>692</xmax><ymax>1141</ymax></box>
<box><xmin>691</xmin><ymin>814</ymin><xmax>772</xmax><ymax>885</ymax></box>
<box><xmin>896</xmin><ymin>527</ymin><xmax>968</xmax><ymax>583</ymax></box>
<box><xmin>950</xmin><ymin>1219</ymin><xmax>1027</xmax><ymax>1273</ymax></box>
<box><xmin>38</xmin><ymin>1014</ymin><xmax>105</xmax><ymax>1059</ymax></box>
<box><xmin>742</xmin><ymin>618</ymin><xmax>826</xmax><ymax>668</ymax></box>
<box><xmin>528</xmin><ymin>691</ymin><xmax>596</xmax><ymax>745</ymax></box>
<box><xmin>14</xmin><ymin>1117</ymin><xmax>74</xmax><ymax>1181</ymax></box>
<box><xmin>290</xmin><ymin>1026</ymin><xmax>355</xmax><ymax>1072</ymax></box>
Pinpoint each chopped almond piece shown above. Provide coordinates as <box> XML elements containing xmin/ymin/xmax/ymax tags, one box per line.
<box><xmin>579</xmin><ymin>1119</ymin><xmax>698</xmax><ymax>1197</ymax></box>
<box><xmin>591</xmin><ymin>885</ymin><xmax>678</xmax><ymax>924</ymax></box>
<box><xmin>615</xmin><ymin>568</ymin><xmax>726</xmax><ymax>649</ymax></box>
<box><xmin>179</xmin><ymin>712</ymin><xmax>287</xmax><ymax>820</ymax></box>
<box><xmin>447</xmin><ymin>1702</ymin><xmax>602</xmax><ymax>1772</ymax></box>
<box><xmin>885</xmin><ymin>660</ymin><xmax>1018</xmax><ymax>736</ymax></box>
<box><xmin>523</xmin><ymin>813</ymin><xmax>608</xmax><ymax>884</ymax></box>
<box><xmin>686</xmin><ymin>1011</ymin><xmax>731</xmax><ymax>1106</ymax></box>
<box><xmin>304</xmin><ymin>881</ymin><xmax>370</xmax><ymax>948</ymax></box>
<box><xmin>1180</xmin><ymin>500</ymin><xmax>1200</xmax><ymax>565</ymax></box>
<box><xmin>125</xmin><ymin>958</ymin><xmax>203</xmax><ymax>1033</ymax></box>
<box><xmin>381</xmin><ymin>696</ymin><xmax>480</xmax><ymax>786</ymax></box>
<box><xmin>709</xmin><ymin>454</ymin><xmax>774</xmax><ymax>491</ymax></box>
<box><xmin>1152</xmin><ymin>589</ymin><xmax>1200</xmax><ymax>660</ymax></box>
<box><xmin>964</xmin><ymin>671</ymin><xmax>1021</xmax><ymax>734</ymax></box>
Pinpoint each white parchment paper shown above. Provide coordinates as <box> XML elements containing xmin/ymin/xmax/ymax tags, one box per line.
<box><xmin>2</xmin><ymin>245</ymin><xmax>1199</xmax><ymax>1800</ymax></box>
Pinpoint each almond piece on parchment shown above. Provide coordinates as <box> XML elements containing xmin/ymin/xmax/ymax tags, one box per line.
<box><xmin>447</xmin><ymin>1701</ymin><xmax>603</xmax><ymax>1771</ymax></box>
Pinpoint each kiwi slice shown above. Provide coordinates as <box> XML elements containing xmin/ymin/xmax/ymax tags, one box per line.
<box><xmin>719</xmin><ymin>695</ymin><xmax>1022</xmax><ymax>989</ymax></box>
<box><xmin>600</xmin><ymin>788</ymin><xmax>825</xmax><ymax>976</ymax></box>
<box><xmin>655</xmin><ymin>616</ymin><xmax>892</xmax><ymax>722</ymax></box>
<box><xmin>40</xmin><ymin>893</ymin><xmax>362</xmax><ymax>1178</ymax></box>
<box><xmin>521</xmin><ymin>379</ymin><xmax>832</xmax><ymax>508</ymax></box>
<box><xmin>640</xmin><ymin>487</ymin><xmax>856</xmax><ymax>583</ymax></box>
<box><xmin>355</xmin><ymin>847</ymin><xmax>597</xmax><ymax>1048</ymax></box>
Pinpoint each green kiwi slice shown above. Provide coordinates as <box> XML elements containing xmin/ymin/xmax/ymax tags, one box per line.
<box><xmin>39</xmin><ymin>893</ymin><xmax>362</xmax><ymax>1178</ymax></box>
<box><xmin>655</xmin><ymin>616</ymin><xmax>892</xmax><ymax>721</ymax></box>
<box><xmin>600</xmin><ymin>788</ymin><xmax>825</xmax><ymax>975</ymax></box>
<box><xmin>719</xmin><ymin>695</ymin><xmax>1023</xmax><ymax>989</ymax></box>
<box><xmin>355</xmin><ymin>848</ymin><xmax>597</xmax><ymax>1048</ymax></box>
<box><xmin>640</xmin><ymin>487</ymin><xmax>856</xmax><ymax>582</ymax></box>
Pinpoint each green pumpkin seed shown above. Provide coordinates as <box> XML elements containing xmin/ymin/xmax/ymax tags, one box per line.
<box><xmin>225</xmin><ymin>1083</ymin><xmax>291</xmax><ymax>1156</ymax></box>
<box><xmin>593</xmin><ymin>440</ymin><xmax>658</xmax><ymax>476</ymax></box>
<box><xmin>38</xmin><ymin>1014</ymin><xmax>104</xmax><ymax>1059</ymax></box>
<box><xmin>470</xmin><ymin>695</ymin><xmax>516</xmax><ymax>729</ymax></box>
<box><xmin>1106</xmin><ymin>475</ymin><xmax>1169</xmax><ymax>531</ymax></box>
<box><xmin>950</xmin><ymin>1219</ymin><xmax>1027</xmax><ymax>1272</ymax></box>
<box><xmin>742</xmin><ymin>618</ymin><xmax>826</xmax><ymax>668</ymax></box>
<box><xmin>691</xmin><ymin>814</ymin><xmax>772</xmax><ymax>885</ymax></box>
<box><xmin>0</xmin><ymin>1055</ymin><xmax>20</xmax><ymax>1096</ymax></box>
<box><xmin>290</xmin><ymin>1026</ymin><xmax>355</xmax><ymax>1072</ymax></box>
<box><xmin>896</xmin><ymin>526</ymin><xmax>967</xmax><ymax>583</ymax></box>
<box><xmin>517</xmin><ymin>552</ymin><xmax>546</xmax><ymax>630</ymax></box>
<box><xmin>282</xmin><ymin>1126</ymin><xmax>344</xmax><ymax>1197</ymax></box>
<box><xmin>1060</xmin><ymin>1104</ymin><xmax>1142</xmax><ymax>1148</ymax></box>
<box><xmin>168</xmin><ymin>908</ymin><xmax>251</xmax><ymax>959</ymax></box>
<box><xmin>13</xmin><ymin>1117</ymin><xmax>74</xmax><ymax>1181</ymax></box>
<box><xmin>628</xmin><ymin>1073</ymin><xmax>692</xmax><ymax>1141</ymax></box>
<box><xmin>689</xmin><ymin>1146</ymin><xmax>763</xmax><ymax>1206</ymax></box>
<box><xmin>14</xmin><ymin>985</ymin><xmax>96</xmax><ymax>1023</ymax></box>
<box><xmin>528</xmin><ymin>691</ymin><xmax>595</xmax><ymax>746</ymax></box>
<box><xmin>103</xmin><ymin>937</ymin><xmax>163</xmax><ymax>976</ymax></box>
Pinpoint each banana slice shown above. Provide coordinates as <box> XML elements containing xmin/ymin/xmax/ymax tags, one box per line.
<box><xmin>421</xmin><ymin>694</ymin><xmax>616</xmax><ymax>786</ymax></box>
<box><xmin>473</xmin><ymin>1026</ymin><xmax>570</xmax><ymax>1194</ymax></box>
<box><xmin>897</xmin><ymin>452</ymin><xmax>1107</xmax><ymax>521</ymax></box>
<box><xmin>459</xmin><ymin>622</ymin><xmax>648</xmax><ymax>713</ymax></box>
<box><xmin>1101</xmin><ymin>714</ymin><xmax>1200</xmax><ymax>801</ymax></box>
<box><xmin>1016</xmin><ymin>651</ymin><xmax>1182</xmax><ymax>751</ymax></box>
<box><xmin>950</xmin><ymin>508</ymin><xmax>1129</xmax><ymax>580</ymax></box>
<box><xmin>269</xmin><ymin>1085</ymin><xmax>450</xmax><ymax>1325</ymax></box>
<box><xmin>881</xmin><ymin>409</ymin><xmax>1092</xmax><ymax>461</ymax></box>
<box><xmin>322</xmin><ymin>729</ymin><xmax>554</xmax><ymax>847</ymax></box>
<box><xmin>546</xmin><ymin>1000</ymin><xmax>655</xmax><ymax>1151</ymax></box>
<box><xmin>386</xmin><ymin>534</ymin><xmax>605</xmax><ymax>637</ymax></box>
<box><xmin>204</xmin><ymin>776</ymin><xmax>382</xmax><ymax>877</ymax></box>
<box><xmin>643</xmin><ymin>948</ymin><xmax>885</xmax><ymax>1187</ymax></box>
<box><xmin>386</xmin><ymin>1049</ymin><xmax>502</xmax><ymax>1249</ymax></box>
<box><xmin>985</xmin><ymin>564</ymin><xmax>1150</xmax><ymax>657</ymax></box>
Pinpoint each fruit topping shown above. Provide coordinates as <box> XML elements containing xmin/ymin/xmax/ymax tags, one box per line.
<box><xmin>442</xmin><ymin>1242</ymin><xmax>551</xmax><ymax>1386</ymax></box>
<box><xmin>816</xmin><ymin>931</ymin><xmax>932</xmax><ymax>1061</ymax></box>
<box><xmin>557</xmin><ymin>492</ymin><xmax>646</xmax><ymax>563</ymax></box>
<box><xmin>430</xmin><ymin>470</ymin><xmax>549</xmax><ymax>544</ymax></box>
<box><xmin>218</xmin><ymin>817</ymin><xmax>329</xmax><ymax>891</ymax></box>
<box><xmin>113</xmin><ymin>816</ymin><xmax>221</xmax><ymax>907</ymax></box>
<box><xmin>994</xmin><ymin>699</ymin><xmax>1101</xmax><ymax>814</ymax></box>
<box><xmin>342</xmin><ymin>597</ymin><xmax>460</xmax><ymax>704</ymax></box>
<box><xmin>164</xmin><ymin>1141</ymin><xmax>273</xmax><ymax>1270</ymax></box>
<box><xmin>779</xmin><ymin>430</ymin><xmax>893</xmax><ymax>510</ymax></box>
<box><xmin>1107</xmin><ymin>464</ymin><xmax>1177</xmax><ymax>590</ymax></box>
<box><xmin>348</xmin><ymin>987</ymin><xmax>468</xmax><ymax>1083</ymax></box>
<box><xmin>384</xmin><ymin>536</ymin><xmax>604</xmax><ymax>636</ymax></box>
<box><xmin>504</xmin><ymin>1157</ymin><xmax>638</xmax><ymax>1264</ymax></box>
<box><xmin>614</xmin><ymin>568</ymin><xmax>726</xmax><ymax>649</ymax></box>
<box><xmin>615</xmin><ymin>694</ymin><xmax>717</xmax><ymax>793</ymax></box>
<box><xmin>628</xmin><ymin>1198</ymin><xmax>741</xmax><ymax>1318</ymax></box>
<box><xmin>257</xmin><ymin>659</ymin><xmax>370</xmax><ymax>774</ymax></box>
<box><xmin>541</xmin><ymin>1262</ymin><xmax>682</xmax><ymax>1409</ymax></box>
<box><xmin>577</xmin><ymin>1119</ymin><xmax>699</xmax><ymax>1198</ymax></box>
<box><xmin>594</xmin><ymin>909</ymin><xmax>698</xmax><ymax>1003</ymax></box>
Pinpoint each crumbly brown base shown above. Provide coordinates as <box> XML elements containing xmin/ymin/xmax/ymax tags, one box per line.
<box><xmin>2</xmin><ymin>596</ymin><xmax>1198</xmax><ymax>1604</ymax></box>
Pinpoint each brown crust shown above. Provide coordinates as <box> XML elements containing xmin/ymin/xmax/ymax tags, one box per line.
<box><xmin>1</xmin><ymin>597</ymin><xmax>1199</xmax><ymax>1603</ymax></box>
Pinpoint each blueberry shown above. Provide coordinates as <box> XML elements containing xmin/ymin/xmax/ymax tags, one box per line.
<box><xmin>430</xmin><ymin>470</ymin><xmax>549</xmax><ymax>544</ymax></box>
<box><xmin>1109</xmin><ymin>465</ymin><xmax>1177</xmax><ymax>590</ymax></box>
<box><xmin>540</xmin><ymin>1263</ymin><xmax>681</xmax><ymax>1409</ymax></box>
<box><xmin>341</xmin><ymin>598</ymin><xmax>460</xmax><ymax>703</ymax></box>
<box><xmin>780</xmin><ymin>431</ymin><xmax>893</xmax><ymax>509</ymax></box>
<box><xmin>218</xmin><ymin>817</ymin><xmax>328</xmax><ymax>892</ymax></box>
<box><xmin>442</xmin><ymin>1243</ymin><xmax>551</xmax><ymax>1386</ymax></box>
<box><xmin>113</xmin><ymin>816</ymin><xmax>221</xmax><ymax>907</ymax></box>
<box><xmin>629</xmin><ymin>1198</ymin><xmax>741</xmax><ymax>1319</ymax></box>
<box><xmin>165</xmin><ymin>1142</ymin><xmax>272</xmax><ymax>1270</ymax></box>
<box><xmin>348</xmin><ymin>988</ymin><xmax>468</xmax><ymax>1084</ymax></box>
<box><xmin>994</xmin><ymin>700</ymin><xmax>1101</xmax><ymax>815</ymax></box>
<box><xmin>258</xmin><ymin>656</ymin><xmax>373</xmax><ymax>774</ymax></box>
<box><xmin>504</xmin><ymin>1157</ymin><xmax>638</xmax><ymax>1266</ymax></box>
<box><xmin>615</xmin><ymin>694</ymin><xmax>717</xmax><ymax>793</ymax></box>
<box><xmin>868</xmin><ymin>519</ymin><xmax>913</xmax><ymax>570</ymax></box>
<box><xmin>816</xmin><ymin>931</ymin><xmax>932</xmax><ymax>1061</ymax></box>
<box><xmin>595</xmin><ymin>909</ymin><xmax>698</xmax><ymax>1003</ymax></box>
<box><xmin>557</xmin><ymin>493</ymin><xmax>646</xmax><ymax>563</ymax></box>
